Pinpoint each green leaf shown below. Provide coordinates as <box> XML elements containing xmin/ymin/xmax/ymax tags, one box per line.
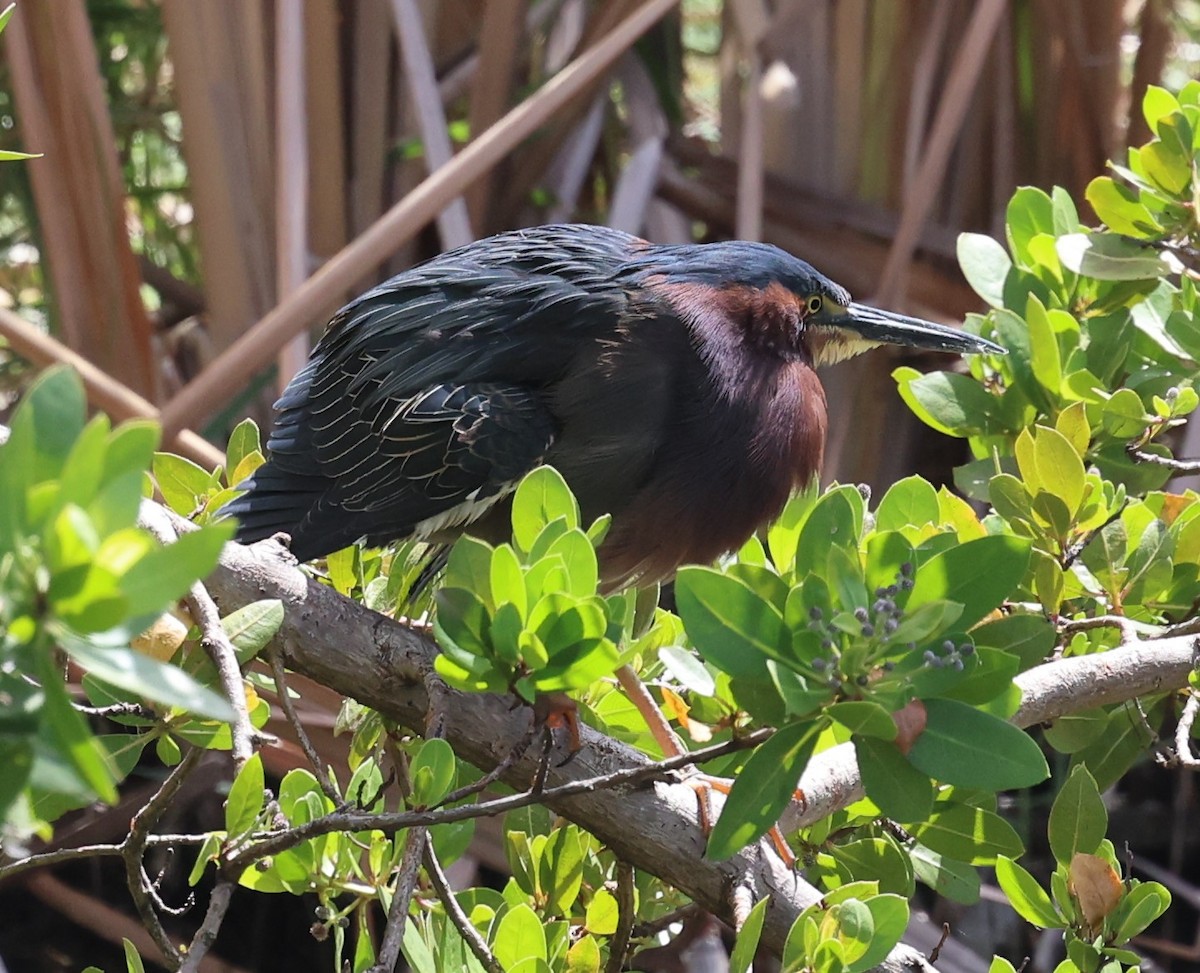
<box><xmin>854</xmin><ymin>737</ymin><xmax>933</xmax><ymax>822</ymax></box>
<box><xmin>221</xmin><ymin>599</ymin><xmax>284</xmax><ymax>665</ymax></box>
<box><xmin>906</xmin><ymin>535</ymin><xmax>1031</xmax><ymax>630</ymax></box>
<box><xmin>585</xmin><ymin>887</ymin><xmax>619</xmax><ymax>935</ymax></box>
<box><xmin>123</xmin><ymin>938</ymin><xmax>147</xmax><ymax>973</ymax></box>
<box><xmin>909</xmin><ymin>802</ymin><xmax>1024</xmax><ymax>865</ymax></box>
<box><xmin>493</xmin><ymin>903</ymin><xmax>547</xmax><ymax>967</ymax></box>
<box><xmin>706</xmin><ymin>721</ymin><xmax>819</xmax><ymax>860</ymax></box>
<box><xmin>1048</xmin><ymin>765</ymin><xmax>1106</xmax><ymax>865</ymax></box>
<box><xmin>224</xmin><ymin>752</ymin><xmax>264</xmax><ymax>837</ymax></box>
<box><xmin>675</xmin><ymin>567</ymin><xmax>783</xmax><ymax>678</ymax></box>
<box><xmin>153</xmin><ymin>452</ymin><xmax>217</xmax><ymax>515</ymax></box>
<box><xmin>728</xmin><ymin>895</ymin><xmax>770</xmax><ymax>973</ymax></box>
<box><xmin>851</xmin><ymin>895</ymin><xmax>910</xmax><ymax>973</ymax></box>
<box><xmin>62</xmin><ymin>638</ymin><xmax>235</xmax><ymax>722</ymax></box>
<box><xmin>1085</xmin><ymin>177</ymin><xmax>1160</xmax><ymax>236</ymax></box>
<box><xmin>1057</xmin><ymin>233</ymin><xmax>1170</xmax><ymax>281</ymax></box>
<box><xmin>40</xmin><ymin>668</ymin><xmax>118</xmax><ymax>804</ymax></box>
<box><xmin>1025</xmin><ymin>297</ymin><xmax>1062</xmax><ymax>399</ymax></box>
<box><xmin>1006</xmin><ymin>186</ymin><xmax>1055</xmax><ymax>268</ymax></box>
<box><xmin>566</xmin><ymin>935</ymin><xmax>601</xmax><ymax>973</ymax></box>
<box><xmin>875</xmin><ymin>476</ymin><xmax>940</xmax><ymax>533</ymax></box>
<box><xmin>795</xmin><ymin>489</ymin><xmax>860</xmax><ymax>578</ymax></box>
<box><xmin>512</xmin><ymin>467</ymin><xmax>579</xmax><ymax>552</ymax></box>
<box><xmin>908</xmin><ymin>699</ymin><xmax>1049</xmax><ymax>790</ymax></box>
<box><xmin>909</xmin><ymin>844</ymin><xmax>980</xmax><ymax>904</ymax></box>
<box><xmin>120</xmin><ymin>521</ymin><xmax>235</xmax><ymax>618</ymax></box>
<box><xmin>409</xmin><ymin>738</ymin><xmax>456</xmax><ymax>807</ymax></box>
<box><xmin>541</xmin><ymin>825</ymin><xmax>585</xmax><ymax>915</ymax></box>
<box><xmin>893</xmin><ymin>367</ymin><xmax>996</xmax><ymax>437</ymax></box>
<box><xmin>957</xmin><ymin>233</ymin><xmax>1011</xmax><ymax>308</ymax></box>
<box><xmin>225</xmin><ymin>419</ymin><xmax>261</xmax><ymax>482</ymax></box>
<box><xmin>1110</xmin><ymin>881</ymin><xmax>1170</xmax><ymax>942</ymax></box>
<box><xmin>828</xmin><ymin>701</ymin><xmax>897</xmax><ymax>741</ymax></box>
<box><xmin>829</xmin><ymin>838</ymin><xmax>914</xmax><ymax>896</ymax></box>
<box><xmin>995</xmin><ymin>855</ymin><xmax>1063</xmax><ymax>928</ymax></box>
<box><xmin>658</xmin><ymin>645</ymin><xmax>715</xmax><ymax>695</ymax></box>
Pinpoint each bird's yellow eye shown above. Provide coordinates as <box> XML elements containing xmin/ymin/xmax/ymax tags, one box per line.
<box><xmin>806</xmin><ymin>295</ymin><xmax>823</xmax><ymax>315</ymax></box>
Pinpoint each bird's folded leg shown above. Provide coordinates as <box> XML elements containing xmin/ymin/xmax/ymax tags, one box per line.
<box><xmin>533</xmin><ymin>691</ymin><xmax>581</xmax><ymax>766</ymax></box>
<box><xmin>613</xmin><ymin>664</ymin><xmax>798</xmax><ymax>865</ymax></box>
<box><xmin>688</xmin><ymin>776</ymin><xmax>802</xmax><ymax>867</ymax></box>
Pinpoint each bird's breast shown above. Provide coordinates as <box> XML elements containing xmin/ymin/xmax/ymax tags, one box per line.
<box><xmin>597</xmin><ymin>352</ymin><xmax>827</xmax><ymax>587</ymax></box>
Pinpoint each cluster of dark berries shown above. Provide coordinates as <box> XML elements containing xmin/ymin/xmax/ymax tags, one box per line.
<box><xmin>923</xmin><ymin>639</ymin><xmax>975</xmax><ymax>671</ymax></box>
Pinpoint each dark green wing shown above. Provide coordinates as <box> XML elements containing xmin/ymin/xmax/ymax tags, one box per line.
<box><xmin>224</xmin><ymin>225</ymin><xmax>637</xmax><ymax>559</ymax></box>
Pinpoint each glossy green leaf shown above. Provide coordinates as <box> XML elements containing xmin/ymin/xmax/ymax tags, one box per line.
<box><xmin>909</xmin><ymin>843</ymin><xmax>980</xmax><ymax>904</ymax></box>
<box><xmin>409</xmin><ymin>738</ymin><xmax>456</xmax><ymax>807</ymax></box>
<box><xmin>995</xmin><ymin>855</ymin><xmax>1063</xmax><ymax>928</ymax></box>
<box><xmin>153</xmin><ymin>452</ymin><xmax>217</xmax><ymax>515</ymax></box>
<box><xmin>675</xmin><ymin>567</ymin><xmax>783</xmax><ymax>678</ymax></box>
<box><xmin>1057</xmin><ymin>233</ymin><xmax>1171</xmax><ymax>281</ymax></box>
<box><xmin>906</xmin><ymin>535</ymin><xmax>1031</xmax><ymax>630</ymax></box>
<box><xmin>875</xmin><ymin>476</ymin><xmax>940</xmax><ymax>533</ymax></box>
<box><xmin>706</xmin><ymin>721</ymin><xmax>819</xmax><ymax>860</ymax></box>
<box><xmin>541</xmin><ymin>825</ymin><xmax>585</xmax><ymax>915</ymax></box>
<box><xmin>957</xmin><ymin>233</ymin><xmax>1011</xmax><ymax>308</ymax></box>
<box><xmin>728</xmin><ymin>895</ymin><xmax>770</xmax><ymax>973</ymax></box>
<box><xmin>849</xmin><ymin>895</ymin><xmax>909</xmax><ymax>973</ymax></box>
<box><xmin>63</xmin><ymin>638</ymin><xmax>235</xmax><ymax>722</ymax></box>
<box><xmin>225</xmin><ymin>752</ymin><xmax>264</xmax><ymax>837</ymax></box>
<box><xmin>225</xmin><ymin>420</ymin><xmax>261</xmax><ymax>483</ymax></box>
<box><xmin>585</xmin><ymin>887</ymin><xmax>619</xmax><ymax>935</ymax></box>
<box><xmin>908</xmin><ymin>699</ymin><xmax>1049</xmax><ymax>790</ymax></box>
<box><xmin>893</xmin><ymin>367</ymin><xmax>996</xmax><ymax>437</ymax></box>
<box><xmin>494</xmin><ymin>903</ymin><xmax>547</xmax><ymax>966</ymax></box>
<box><xmin>1085</xmin><ymin>176</ymin><xmax>1159</xmax><ymax>236</ymax></box>
<box><xmin>120</xmin><ymin>521</ymin><xmax>235</xmax><ymax>618</ymax></box>
<box><xmin>221</xmin><ymin>599</ymin><xmax>284</xmax><ymax>665</ymax></box>
<box><xmin>854</xmin><ymin>737</ymin><xmax>933</xmax><ymax>822</ymax></box>
<box><xmin>1047</xmin><ymin>765</ymin><xmax>1106</xmax><ymax>865</ymax></box>
<box><xmin>512</xmin><ymin>467</ymin><xmax>579</xmax><ymax>552</ymax></box>
<box><xmin>1110</xmin><ymin>881</ymin><xmax>1171</xmax><ymax>942</ymax></box>
<box><xmin>1006</xmin><ymin>186</ymin><xmax>1055</xmax><ymax>268</ymax></box>
<box><xmin>828</xmin><ymin>701</ymin><xmax>897</xmax><ymax>741</ymax></box>
<box><xmin>658</xmin><ymin>645</ymin><xmax>715</xmax><ymax>695</ymax></box>
<box><xmin>910</xmin><ymin>802</ymin><xmax>1023</xmax><ymax>865</ymax></box>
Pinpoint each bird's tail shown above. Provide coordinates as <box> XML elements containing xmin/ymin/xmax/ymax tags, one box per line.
<box><xmin>219</xmin><ymin>461</ymin><xmax>327</xmax><ymax>547</ymax></box>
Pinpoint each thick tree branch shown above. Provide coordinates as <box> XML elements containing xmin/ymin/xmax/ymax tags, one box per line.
<box><xmin>165</xmin><ymin>507</ymin><xmax>1199</xmax><ymax>957</ymax></box>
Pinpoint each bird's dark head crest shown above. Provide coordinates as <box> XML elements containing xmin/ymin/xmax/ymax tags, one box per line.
<box><xmin>626</xmin><ymin>240</ymin><xmax>851</xmax><ymax>307</ymax></box>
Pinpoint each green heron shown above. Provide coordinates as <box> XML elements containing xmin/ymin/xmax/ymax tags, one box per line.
<box><xmin>225</xmin><ymin>223</ymin><xmax>1001</xmax><ymax>584</ymax></box>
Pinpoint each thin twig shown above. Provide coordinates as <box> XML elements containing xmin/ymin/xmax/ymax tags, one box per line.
<box><xmin>122</xmin><ymin>747</ymin><xmax>203</xmax><ymax>968</ymax></box>
<box><xmin>140</xmin><ymin>504</ymin><xmax>262</xmax><ymax>771</ymax></box>
<box><xmin>422</xmin><ymin>833</ymin><xmax>503</xmax><ymax>973</ymax></box>
<box><xmin>605</xmin><ymin>861</ymin><xmax>636</xmax><ymax>973</ymax></box>
<box><xmin>1131</xmin><ymin>449</ymin><xmax>1200</xmax><ymax>473</ymax></box>
<box><xmin>1058</xmin><ymin>615</ymin><xmax>1155</xmax><ymax>644</ymax></box>
<box><xmin>0</xmin><ymin>835</ymin><xmax>209</xmax><ymax>886</ymax></box>
<box><xmin>373</xmin><ymin>669</ymin><xmax>451</xmax><ymax>972</ymax></box>
<box><xmin>74</xmin><ymin>701</ymin><xmax>157</xmax><ymax>720</ymax></box>
<box><xmin>227</xmin><ymin>729</ymin><xmax>772</xmax><ymax>870</ymax></box>
<box><xmin>374</xmin><ymin>826</ymin><xmax>426</xmax><ymax>972</ymax></box>
<box><xmin>1174</xmin><ymin>692</ymin><xmax>1200</xmax><ymax>769</ymax></box>
<box><xmin>269</xmin><ymin>646</ymin><xmax>341</xmax><ymax>802</ymax></box>
<box><xmin>433</xmin><ymin>720</ymin><xmax>538</xmax><ymax>809</ymax></box>
<box><xmin>178</xmin><ymin>879</ymin><xmax>236</xmax><ymax>973</ymax></box>
<box><xmin>185</xmin><ymin>577</ymin><xmax>259</xmax><ymax>772</ymax></box>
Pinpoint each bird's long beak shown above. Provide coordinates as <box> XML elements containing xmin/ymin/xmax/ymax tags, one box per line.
<box><xmin>833</xmin><ymin>302</ymin><xmax>1006</xmax><ymax>356</ymax></box>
